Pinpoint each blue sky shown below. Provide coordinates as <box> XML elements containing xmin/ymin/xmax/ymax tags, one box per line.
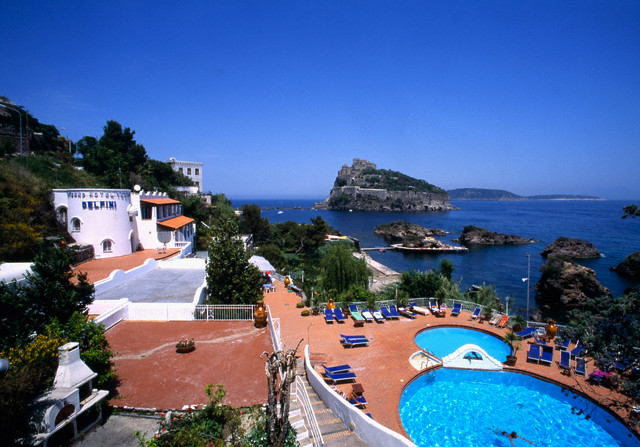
<box><xmin>2</xmin><ymin>1</ymin><xmax>639</xmax><ymax>199</ymax></box>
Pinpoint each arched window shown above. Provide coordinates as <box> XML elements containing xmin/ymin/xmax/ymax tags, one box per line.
<box><xmin>102</xmin><ymin>239</ymin><xmax>113</xmax><ymax>253</ymax></box>
<box><xmin>56</xmin><ymin>207</ymin><xmax>68</xmax><ymax>226</ymax></box>
<box><xmin>70</xmin><ymin>218</ymin><xmax>81</xmax><ymax>232</ymax></box>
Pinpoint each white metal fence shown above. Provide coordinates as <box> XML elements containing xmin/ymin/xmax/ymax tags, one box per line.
<box><xmin>295</xmin><ymin>376</ymin><xmax>323</xmax><ymax>446</ymax></box>
<box><xmin>193</xmin><ymin>304</ymin><xmax>255</xmax><ymax>320</ymax></box>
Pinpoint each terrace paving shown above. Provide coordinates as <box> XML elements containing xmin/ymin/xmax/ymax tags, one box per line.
<box><xmin>74</xmin><ymin>249</ymin><xmax>180</xmax><ymax>283</ymax></box>
<box><xmin>263</xmin><ymin>285</ymin><xmax>640</xmax><ymax>441</ymax></box>
<box><xmin>105</xmin><ymin>321</ymin><xmax>272</xmax><ymax>410</ymax></box>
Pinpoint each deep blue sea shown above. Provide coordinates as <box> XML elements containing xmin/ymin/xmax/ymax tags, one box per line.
<box><xmin>231</xmin><ymin>199</ymin><xmax>640</xmax><ymax>312</ymax></box>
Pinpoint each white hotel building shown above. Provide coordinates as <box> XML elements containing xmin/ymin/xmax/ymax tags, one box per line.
<box><xmin>52</xmin><ymin>188</ymin><xmax>195</xmax><ymax>259</ymax></box>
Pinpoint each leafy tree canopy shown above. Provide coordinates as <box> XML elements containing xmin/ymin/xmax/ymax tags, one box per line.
<box><xmin>0</xmin><ymin>244</ymin><xmax>94</xmax><ymax>350</ymax></box>
<box><xmin>205</xmin><ymin>216</ymin><xmax>263</xmax><ymax>305</ymax></box>
<box><xmin>320</xmin><ymin>242</ymin><xmax>370</xmax><ymax>295</ymax></box>
<box><xmin>239</xmin><ymin>204</ymin><xmax>271</xmax><ymax>245</ymax></box>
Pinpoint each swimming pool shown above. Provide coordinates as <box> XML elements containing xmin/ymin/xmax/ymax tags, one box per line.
<box><xmin>414</xmin><ymin>327</ymin><xmax>511</xmax><ymax>362</ymax></box>
<box><xmin>400</xmin><ymin>368</ymin><xmax>640</xmax><ymax>447</ymax></box>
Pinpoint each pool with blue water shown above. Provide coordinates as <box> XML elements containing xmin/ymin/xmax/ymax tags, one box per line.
<box><xmin>415</xmin><ymin>327</ymin><xmax>512</xmax><ymax>362</ymax></box>
<box><xmin>399</xmin><ymin>368</ymin><xmax>640</xmax><ymax>447</ymax></box>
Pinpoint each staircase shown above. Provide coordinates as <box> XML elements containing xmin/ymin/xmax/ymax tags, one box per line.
<box><xmin>289</xmin><ymin>360</ymin><xmax>367</xmax><ymax>447</ymax></box>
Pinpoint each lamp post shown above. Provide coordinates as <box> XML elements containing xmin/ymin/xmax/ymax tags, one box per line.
<box><xmin>0</xmin><ymin>103</ymin><xmax>23</xmax><ymax>155</ymax></box>
<box><xmin>307</xmin><ymin>322</ymin><xmax>314</xmax><ymax>351</ymax></box>
<box><xmin>525</xmin><ymin>253</ymin><xmax>531</xmax><ymax>321</ymax></box>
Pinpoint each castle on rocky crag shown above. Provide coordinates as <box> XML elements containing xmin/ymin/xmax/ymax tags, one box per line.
<box><xmin>314</xmin><ymin>158</ymin><xmax>454</xmax><ymax>212</ymax></box>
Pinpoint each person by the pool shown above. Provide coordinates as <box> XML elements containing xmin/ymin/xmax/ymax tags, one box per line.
<box><xmin>492</xmin><ymin>427</ymin><xmax>534</xmax><ymax>446</ymax></box>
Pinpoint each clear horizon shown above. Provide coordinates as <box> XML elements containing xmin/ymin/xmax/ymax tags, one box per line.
<box><xmin>2</xmin><ymin>2</ymin><xmax>639</xmax><ymax>200</ymax></box>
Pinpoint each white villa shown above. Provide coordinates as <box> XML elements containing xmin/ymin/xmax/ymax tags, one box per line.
<box><xmin>166</xmin><ymin>158</ymin><xmax>203</xmax><ymax>193</ymax></box>
<box><xmin>52</xmin><ymin>188</ymin><xmax>196</xmax><ymax>259</ymax></box>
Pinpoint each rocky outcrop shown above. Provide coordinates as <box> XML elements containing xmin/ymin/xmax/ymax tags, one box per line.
<box><xmin>611</xmin><ymin>251</ymin><xmax>640</xmax><ymax>280</ymax></box>
<box><xmin>314</xmin><ymin>159</ymin><xmax>456</xmax><ymax>212</ymax></box>
<box><xmin>541</xmin><ymin>237</ymin><xmax>601</xmax><ymax>259</ymax></box>
<box><xmin>455</xmin><ymin>226</ymin><xmax>535</xmax><ymax>245</ymax></box>
<box><xmin>535</xmin><ymin>257</ymin><xmax>613</xmax><ymax>322</ymax></box>
<box><xmin>374</xmin><ymin>220</ymin><xmax>446</xmax><ymax>243</ymax></box>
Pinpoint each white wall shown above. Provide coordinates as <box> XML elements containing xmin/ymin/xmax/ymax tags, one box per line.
<box><xmin>304</xmin><ymin>345</ymin><xmax>417</xmax><ymax>447</ymax></box>
<box><xmin>53</xmin><ymin>189</ymin><xmax>134</xmax><ymax>258</ymax></box>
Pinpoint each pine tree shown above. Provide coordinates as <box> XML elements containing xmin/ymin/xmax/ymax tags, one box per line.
<box><xmin>205</xmin><ymin>216</ymin><xmax>263</xmax><ymax>304</ymax></box>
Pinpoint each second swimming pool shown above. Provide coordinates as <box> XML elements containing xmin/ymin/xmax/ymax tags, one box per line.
<box><xmin>414</xmin><ymin>326</ymin><xmax>512</xmax><ymax>362</ymax></box>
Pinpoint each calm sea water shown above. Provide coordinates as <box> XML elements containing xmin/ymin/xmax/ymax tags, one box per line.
<box><xmin>231</xmin><ymin>199</ymin><xmax>640</xmax><ymax>311</ymax></box>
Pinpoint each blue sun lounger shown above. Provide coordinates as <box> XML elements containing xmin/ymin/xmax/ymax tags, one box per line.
<box><xmin>575</xmin><ymin>357</ymin><xmax>587</xmax><ymax>376</ymax></box>
<box><xmin>388</xmin><ymin>305</ymin><xmax>402</xmax><ymax>318</ymax></box>
<box><xmin>371</xmin><ymin>309</ymin><xmax>386</xmax><ymax>322</ymax></box>
<box><xmin>528</xmin><ymin>344</ymin><xmax>541</xmax><ymax>363</ymax></box>
<box><xmin>516</xmin><ymin>327</ymin><xmax>536</xmax><ymax>339</ymax></box>
<box><xmin>396</xmin><ymin>306</ymin><xmax>417</xmax><ymax>319</ymax></box>
<box><xmin>340</xmin><ymin>334</ymin><xmax>370</xmax><ymax>347</ymax></box>
<box><xmin>469</xmin><ymin>307</ymin><xmax>482</xmax><ymax>320</ymax></box>
<box><xmin>557</xmin><ymin>338</ymin><xmax>572</xmax><ymax>350</ymax></box>
<box><xmin>540</xmin><ymin>345</ymin><xmax>554</xmax><ymax>365</ymax></box>
<box><xmin>334</xmin><ymin>307</ymin><xmax>348</xmax><ymax>323</ymax></box>
<box><xmin>558</xmin><ymin>350</ymin><xmax>571</xmax><ymax>372</ymax></box>
<box><xmin>324</xmin><ymin>308</ymin><xmax>334</xmax><ymax>323</ymax></box>
<box><xmin>450</xmin><ymin>303</ymin><xmax>462</xmax><ymax>317</ymax></box>
<box><xmin>321</xmin><ymin>364</ymin><xmax>351</xmax><ymax>375</ymax></box>
<box><xmin>380</xmin><ymin>306</ymin><xmax>398</xmax><ymax>320</ymax></box>
<box><xmin>324</xmin><ymin>369</ymin><xmax>357</xmax><ymax>383</ymax></box>
<box><xmin>348</xmin><ymin>394</ymin><xmax>368</xmax><ymax>408</ymax></box>
<box><xmin>570</xmin><ymin>341</ymin><xmax>584</xmax><ymax>358</ymax></box>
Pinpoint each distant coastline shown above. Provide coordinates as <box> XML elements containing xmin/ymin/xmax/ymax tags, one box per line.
<box><xmin>448</xmin><ymin>188</ymin><xmax>602</xmax><ymax>201</ymax></box>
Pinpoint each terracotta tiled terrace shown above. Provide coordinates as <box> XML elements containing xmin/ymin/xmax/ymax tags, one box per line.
<box><xmin>106</xmin><ymin>320</ymin><xmax>271</xmax><ymax>409</ymax></box>
<box><xmin>263</xmin><ymin>283</ymin><xmax>640</xmax><ymax>440</ymax></box>
<box><xmin>74</xmin><ymin>249</ymin><xmax>180</xmax><ymax>284</ymax></box>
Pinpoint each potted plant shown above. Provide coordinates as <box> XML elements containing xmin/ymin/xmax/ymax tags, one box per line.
<box><xmin>481</xmin><ymin>304</ymin><xmax>493</xmax><ymax>323</ymax></box>
<box><xmin>511</xmin><ymin>314</ymin><xmax>526</xmax><ymax>333</ymax></box>
<box><xmin>296</xmin><ymin>302</ymin><xmax>305</xmax><ymax>309</ymax></box>
<box><xmin>300</xmin><ymin>309</ymin><xmax>310</xmax><ymax>317</ymax></box>
<box><xmin>176</xmin><ymin>338</ymin><xmax>195</xmax><ymax>353</ymax></box>
<box><xmin>311</xmin><ymin>291</ymin><xmax>321</xmax><ymax>315</ymax></box>
<box><xmin>502</xmin><ymin>330</ymin><xmax>521</xmax><ymax>366</ymax></box>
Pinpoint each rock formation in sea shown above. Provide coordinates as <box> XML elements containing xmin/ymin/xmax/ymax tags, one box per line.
<box><xmin>611</xmin><ymin>251</ymin><xmax>640</xmax><ymax>280</ymax></box>
<box><xmin>314</xmin><ymin>158</ymin><xmax>455</xmax><ymax>212</ymax></box>
<box><xmin>455</xmin><ymin>225</ymin><xmax>535</xmax><ymax>245</ymax></box>
<box><xmin>374</xmin><ymin>220</ymin><xmax>447</xmax><ymax>243</ymax></box>
<box><xmin>535</xmin><ymin>256</ymin><xmax>613</xmax><ymax>322</ymax></box>
<box><xmin>541</xmin><ymin>237</ymin><xmax>601</xmax><ymax>259</ymax></box>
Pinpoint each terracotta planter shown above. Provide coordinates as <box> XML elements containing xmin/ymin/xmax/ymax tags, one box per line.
<box><xmin>176</xmin><ymin>345</ymin><xmax>195</xmax><ymax>354</ymax></box>
<box><xmin>505</xmin><ymin>355</ymin><xmax>518</xmax><ymax>366</ymax></box>
<box><xmin>254</xmin><ymin>301</ymin><xmax>267</xmax><ymax>328</ymax></box>
<box><xmin>545</xmin><ymin>320</ymin><xmax>558</xmax><ymax>339</ymax></box>
<box><xmin>312</xmin><ymin>308</ymin><xmax>320</xmax><ymax>316</ymax></box>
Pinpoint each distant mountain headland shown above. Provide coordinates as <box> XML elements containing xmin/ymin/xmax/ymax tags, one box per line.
<box><xmin>314</xmin><ymin>159</ymin><xmax>455</xmax><ymax>212</ymax></box>
<box><xmin>447</xmin><ymin>188</ymin><xmax>601</xmax><ymax>201</ymax></box>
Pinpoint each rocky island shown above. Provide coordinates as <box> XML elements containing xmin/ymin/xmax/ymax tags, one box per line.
<box><xmin>611</xmin><ymin>251</ymin><xmax>640</xmax><ymax>280</ymax></box>
<box><xmin>373</xmin><ymin>220</ymin><xmax>466</xmax><ymax>253</ymax></box>
<box><xmin>541</xmin><ymin>237</ymin><xmax>601</xmax><ymax>259</ymax></box>
<box><xmin>535</xmin><ymin>256</ymin><xmax>613</xmax><ymax>322</ymax></box>
<box><xmin>455</xmin><ymin>225</ymin><xmax>535</xmax><ymax>245</ymax></box>
<box><xmin>314</xmin><ymin>159</ymin><xmax>455</xmax><ymax>212</ymax></box>
<box><xmin>374</xmin><ymin>220</ymin><xmax>447</xmax><ymax>243</ymax></box>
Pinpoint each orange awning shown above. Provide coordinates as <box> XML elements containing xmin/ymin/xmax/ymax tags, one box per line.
<box><xmin>141</xmin><ymin>198</ymin><xmax>181</xmax><ymax>205</ymax></box>
<box><xmin>157</xmin><ymin>215</ymin><xmax>195</xmax><ymax>230</ymax></box>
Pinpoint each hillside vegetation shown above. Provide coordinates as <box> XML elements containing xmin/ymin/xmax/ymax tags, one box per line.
<box><xmin>357</xmin><ymin>168</ymin><xmax>446</xmax><ymax>193</ymax></box>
